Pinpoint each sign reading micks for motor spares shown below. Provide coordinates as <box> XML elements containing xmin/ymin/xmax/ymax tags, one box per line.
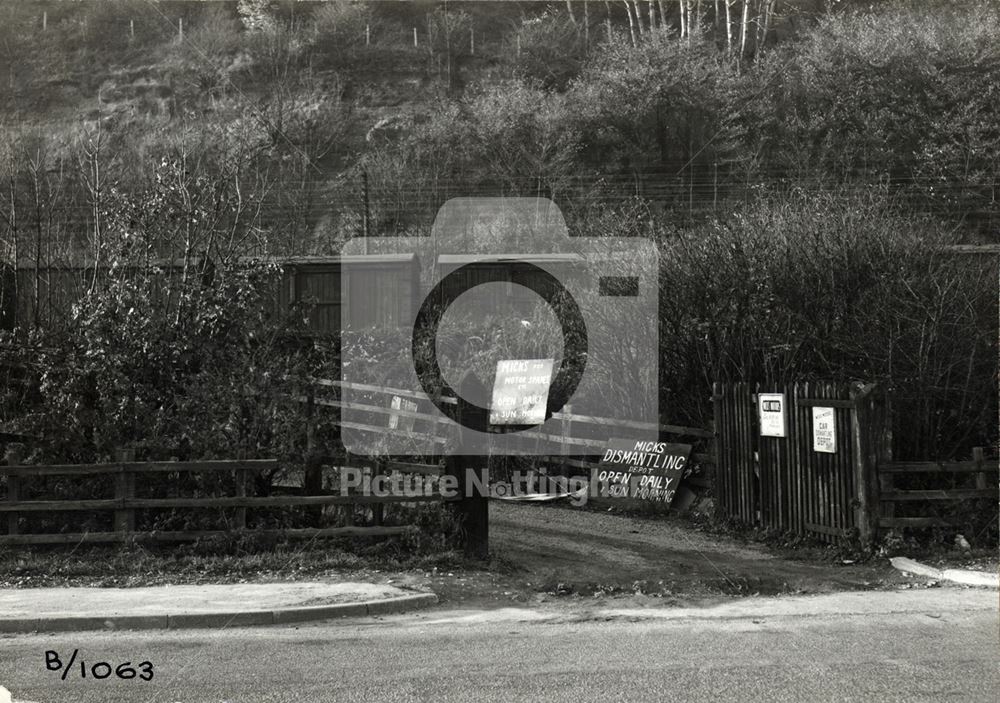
<box><xmin>490</xmin><ymin>359</ymin><xmax>554</xmax><ymax>425</ymax></box>
<box><xmin>595</xmin><ymin>437</ymin><xmax>692</xmax><ymax>504</ymax></box>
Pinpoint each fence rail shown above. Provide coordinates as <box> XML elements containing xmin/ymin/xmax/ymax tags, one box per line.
<box><xmin>878</xmin><ymin>449</ymin><xmax>998</xmax><ymax>530</ymax></box>
<box><xmin>306</xmin><ymin>376</ymin><xmax>717</xmax><ymax>491</ymax></box>
<box><xmin>0</xmin><ymin>457</ymin><xmax>445</xmax><ymax>545</ymax></box>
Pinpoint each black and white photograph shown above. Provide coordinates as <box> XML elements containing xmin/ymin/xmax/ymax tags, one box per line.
<box><xmin>0</xmin><ymin>1</ymin><xmax>997</xmax><ymax>701</ymax></box>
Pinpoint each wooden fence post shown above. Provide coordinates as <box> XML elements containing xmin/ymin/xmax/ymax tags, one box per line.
<box><xmin>559</xmin><ymin>403</ymin><xmax>573</xmax><ymax>480</ymax></box>
<box><xmin>445</xmin><ymin>370</ymin><xmax>489</xmax><ymax>560</ymax></box>
<box><xmin>850</xmin><ymin>384</ymin><xmax>881</xmax><ymax>548</ymax></box>
<box><xmin>234</xmin><ymin>451</ymin><xmax>247</xmax><ymax>531</ymax></box>
<box><xmin>113</xmin><ymin>448</ymin><xmax>136</xmax><ymax>536</ymax></box>
<box><xmin>972</xmin><ymin>447</ymin><xmax>988</xmax><ymax>490</ymax></box>
<box><xmin>6</xmin><ymin>474</ymin><xmax>19</xmax><ymax>536</ymax></box>
<box><xmin>304</xmin><ymin>388</ymin><xmax>324</xmax><ymax>525</ymax></box>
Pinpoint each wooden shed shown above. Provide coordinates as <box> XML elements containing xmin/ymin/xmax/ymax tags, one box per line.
<box><xmin>276</xmin><ymin>254</ymin><xmax>420</xmax><ymax>334</ymax></box>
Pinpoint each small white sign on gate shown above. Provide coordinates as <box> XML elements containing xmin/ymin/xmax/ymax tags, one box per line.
<box><xmin>812</xmin><ymin>406</ymin><xmax>836</xmax><ymax>453</ymax></box>
<box><xmin>758</xmin><ymin>393</ymin><xmax>787</xmax><ymax>437</ymax></box>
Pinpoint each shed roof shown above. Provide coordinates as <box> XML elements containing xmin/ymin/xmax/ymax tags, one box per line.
<box><xmin>436</xmin><ymin>254</ymin><xmax>583</xmax><ymax>265</ymax></box>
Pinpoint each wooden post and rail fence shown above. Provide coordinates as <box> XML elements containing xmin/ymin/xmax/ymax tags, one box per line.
<box><xmin>1</xmin><ymin>377</ymin><xmax>994</xmax><ymax>548</ymax></box>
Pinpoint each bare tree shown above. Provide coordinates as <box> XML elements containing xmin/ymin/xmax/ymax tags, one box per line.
<box><xmin>740</xmin><ymin>0</ymin><xmax>750</xmax><ymax>59</ymax></box>
<box><xmin>725</xmin><ymin>0</ymin><xmax>733</xmax><ymax>52</ymax></box>
<box><xmin>632</xmin><ymin>0</ymin><xmax>645</xmax><ymax>36</ymax></box>
<box><xmin>622</xmin><ymin>0</ymin><xmax>637</xmax><ymax>45</ymax></box>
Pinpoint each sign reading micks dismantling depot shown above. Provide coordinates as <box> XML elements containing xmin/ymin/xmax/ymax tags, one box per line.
<box><xmin>595</xmin><ymin>437</ymin><xmax>692</xmax><ymax>504</ymax></box>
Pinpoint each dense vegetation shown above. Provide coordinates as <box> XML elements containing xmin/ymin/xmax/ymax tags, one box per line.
<box><xmin>0</xmin><ymin>0</ymin><xmax>995</xmax><ymax>475</ymax></box>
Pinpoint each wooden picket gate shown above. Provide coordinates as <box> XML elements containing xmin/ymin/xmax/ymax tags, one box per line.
<box><xmin>713</xmin><ymin>381</ymin><xmax>884</xmax><ymax>544</ymax></box>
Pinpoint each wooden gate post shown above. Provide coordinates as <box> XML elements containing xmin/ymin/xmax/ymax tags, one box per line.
<box><xmin>445</xmin><ymin>370</ymin><xmax>489</xmax><ymax>560</ymax></box>
<box><xmin>849</xmin><ymin>383</ymin><xmax>882</xmax><ymax>548</ymax></box>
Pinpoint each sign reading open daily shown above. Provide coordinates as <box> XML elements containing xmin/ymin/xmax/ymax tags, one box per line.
<box><xmin>595</xmin><ymin>438</ymin><xmax>692</xmax><ymax>504</ymax></box>
<box><xmin>490</xmin><ymin>359</ymin><xmax>554</xmax><ymax>425</ymax></box>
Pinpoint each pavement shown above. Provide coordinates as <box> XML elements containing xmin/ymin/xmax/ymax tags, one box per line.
<box><xmin>0</xmin><ymin>582</ymin><xmax>437</xmax><ymax>633</ymax></box>
<box><xmin>890</xmin><ymin>556</ymin><xmax>1000</xmax><ymax>588</ymax></box>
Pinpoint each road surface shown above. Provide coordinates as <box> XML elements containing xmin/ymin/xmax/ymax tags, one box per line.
<box><xmin>1</xmin><ymin>588</ymin><xmax>996</xmax><ymax>702</ymax></box>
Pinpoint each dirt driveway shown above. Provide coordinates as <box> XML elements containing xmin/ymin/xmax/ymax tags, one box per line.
<box><xmin>491</xmin><ymin>501</ymin><xmax>904</xmax><ymax>596</ymax></box>
<box><xmin>390</xmin><ymin>501</ymin><xmax>911</xmax><ymax>607</ymax></box>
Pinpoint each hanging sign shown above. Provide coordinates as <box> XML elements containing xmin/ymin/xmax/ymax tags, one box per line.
<box><xmin>388</xmin><ymin>395</ymin><xmax>419</xmax><ymax>432</ymax></box>
<box><xmin>489</xmin><ymin>359</ymin><xmax>554</xmax><ymax>425</ymax></box>
<box><xmin>812</xmin><ymin>406</ymin><xmax>836</xmax><ymax>453</ymax></box>
<box><xmin>758</xmin><ymin>392</ymin><xmax>787</xmax><ymax>437</ymax></box>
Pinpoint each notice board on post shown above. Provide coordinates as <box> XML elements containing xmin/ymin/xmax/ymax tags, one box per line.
<box><xmin>594</xmin><ymin>438</ymin><xmax>692</xmax><ymax>505</ymax></box>
<box><xmin>489</xmin><ymin>359</ymin><xmax>554</xmax><ymax>425</ymax></box>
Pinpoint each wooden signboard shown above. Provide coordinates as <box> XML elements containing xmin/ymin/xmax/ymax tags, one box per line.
<box><xmin>489</xmin><ymin>359</ymin><xmax>554</xmax><ymax>425</ymax></box>
<box><xmin>594</xmin><ymin>437</ymin><xmax>692</xmax><ymax>505</ymax></box>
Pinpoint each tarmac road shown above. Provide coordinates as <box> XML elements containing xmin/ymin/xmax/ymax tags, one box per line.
<box><xmin>1</xmin><ymin>588</ymin><xmax>996</xmax><ymax>703</ymax></box>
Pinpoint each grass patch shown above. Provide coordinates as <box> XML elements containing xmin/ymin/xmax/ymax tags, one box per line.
<box><xmin>0</xmin><ymin>532</ymin><xmax>476</xmax><ymax>588</ymax></box>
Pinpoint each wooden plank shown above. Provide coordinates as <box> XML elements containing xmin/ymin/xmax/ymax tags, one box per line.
<box><xmin>879</xmin><ymin>461</ymin><xmax>999</xmax><ymax>474</ymax></box>
<box><xmin>0</xmin><ymin>499</ymin><xmax>120</xmax><ymax>512</ymax></box>
<box><xmin>306</xmin><ymin>378</ymin><xmax>714</xmax><ymax>438</ymax></box>
<box><xmin>805</xmin><ymin>521</ymin><xmax>848</xmax><ymax>538</ymax></box>
<box><xmin>123</xmin><ymin>494</ymin><xmax>447</xmax><ymax>509</ymax></box>
<box><xmin>740</xmin><ymin>382</ymin><xmax>753</xmax><ymax>524</ymax></box>
<box><xmin>0</xmin><ymin>526</ymin><xmax>413</xmax><ymax>545</ymax></box>
<box><xmin>0</xmin><ymin>431</ymin><xmax>40</xmax><ymax>443</ymax></box>
<box><xmin>385</xmin><ymin>461</ymin><xmax>443</xmax><ymax>476</ymax></box>
<box><xmin>309</xmin><ymin>377</ymin><xmax>458</xmax><ymax>405</ymax></box>
<box><xmin>881</xmin><ymin>488</ymin><xmax>998</xmax><ymax>501</ymax></box>
<box><xmin>317</xmin><ymin>398</ymin><xmax>444</xmax><ymax>424</ymax></box>
<box><xmin>879</xmin><ymin>517</ymin><xmax>955</xmax><ymax>528</ymax></box>
<box><xmin>942</xmin><ymin>244</ymin><xmax>1000</xmax><ymax>254</ymax></box>
<box><xmin>0</xmin><ymin>493</ymin><xmax>447</xmax><ymax>512</ymax></box>
<box><xmin>339</xmin><ymin>420</ymin><xmax>449</xmax><ymax>445</ymax></box>
<box><xmin>796</xmin><ymin>398</ymin><xmax>855</xmax><ymax>409</ymax></box>
<box><xmin>0</xmin><ymin>460</ymin><xmax>278</xmax><ymax>477</ymax></box>
<box><xmin>551</xmin><ymin>412</ymin><xmax>715</xmax><ymax>438</ymax></box>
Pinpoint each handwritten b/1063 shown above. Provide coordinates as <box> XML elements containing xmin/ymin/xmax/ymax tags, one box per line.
<box><xmin>45</xmin><ymin>649</ymin><xmax>154</xmax><ymax>681</ymax></box>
